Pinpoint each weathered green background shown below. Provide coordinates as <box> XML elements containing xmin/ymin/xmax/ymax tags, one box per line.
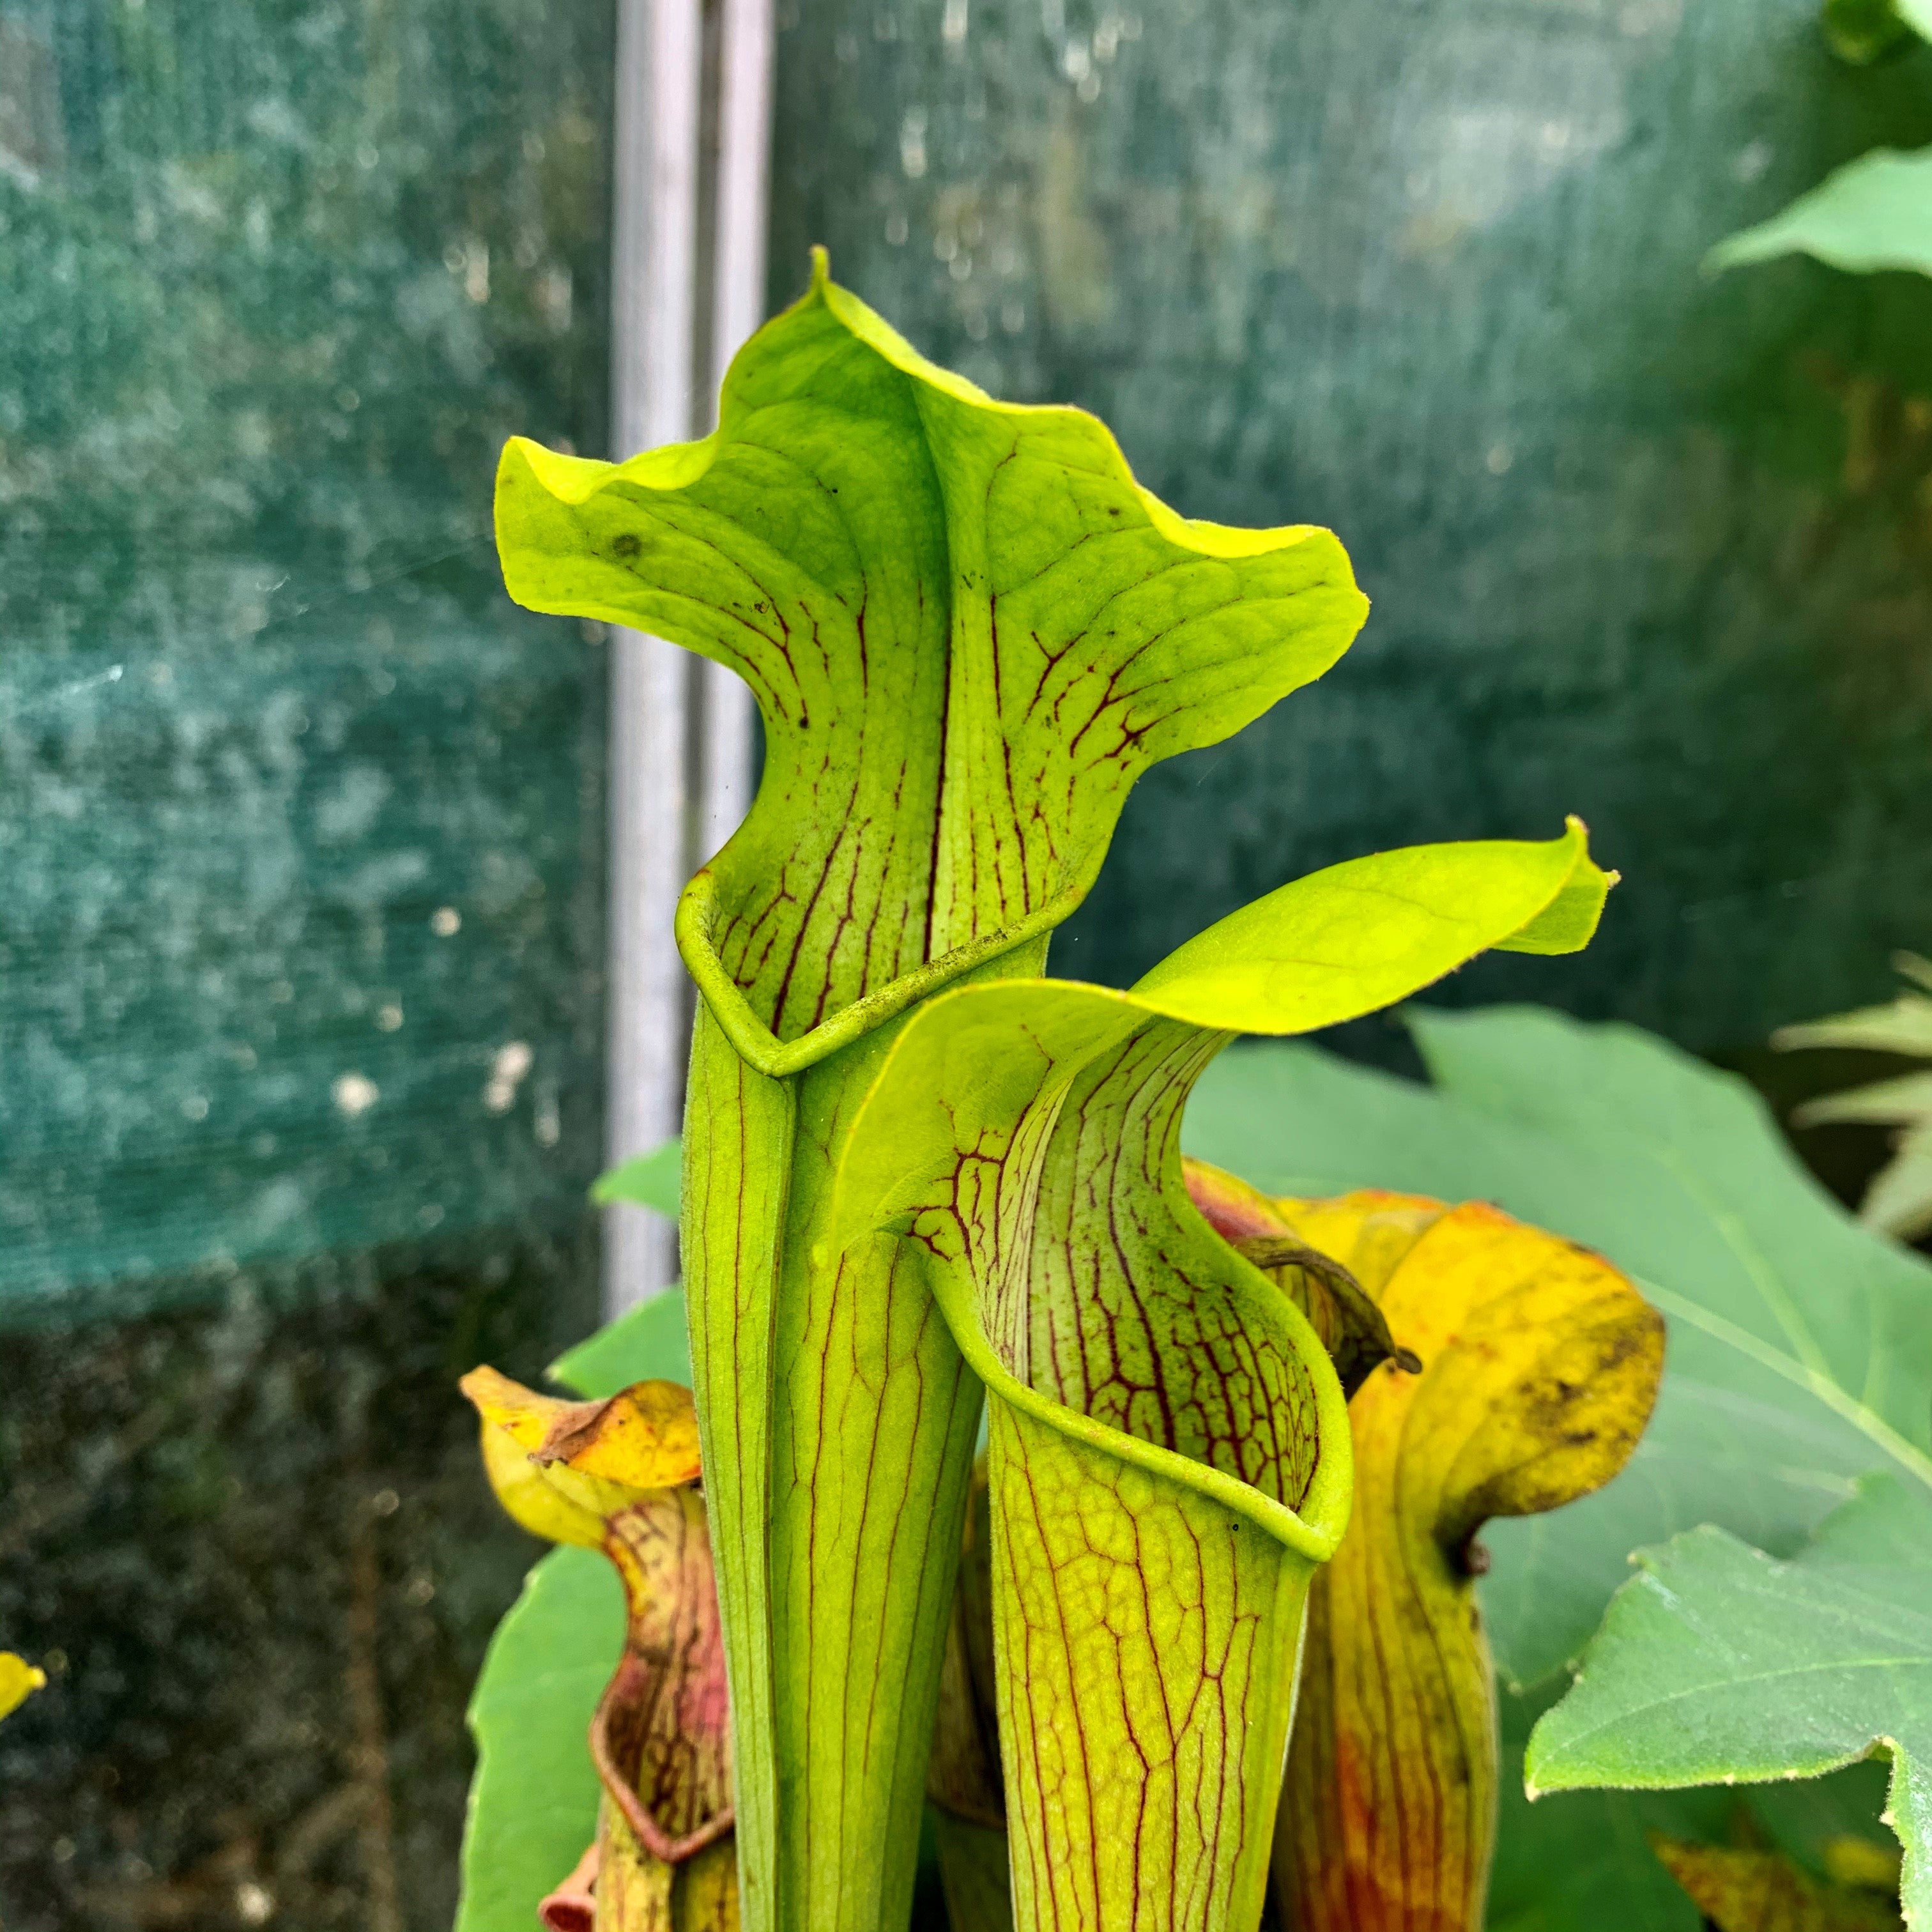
<box><xmin>1</xmin><ymin>3</ymin><xmax>613</xmax><ymax>1928</ymax></box>
<box><xmin>769</xmin><ymin>0</ymin><xmax>1932</xmax><ymax>1046</ymax></box>
<box><xmin>1</xmin><ymin>0</ymin><xmax>613</xmax><ymax>1321</ymax></box>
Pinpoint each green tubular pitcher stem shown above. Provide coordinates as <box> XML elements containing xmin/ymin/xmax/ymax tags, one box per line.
<box><xmin>827</xmin><ymin>986</ymin><xmax>1353</xmax><ymax>1932</ymax></box>
<box><xmin>681</xmin><ymin>916</ymin><xmax>1052</xmax><ymax>1932</ymax></box>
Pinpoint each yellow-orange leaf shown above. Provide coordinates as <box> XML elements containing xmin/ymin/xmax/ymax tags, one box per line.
<box><xmin>590</xmin><ymin>1488</ymin><xmax>737</xmax><ymax>1931</ymax></box>
<box><xmin>1653</xmin><ymin>1837</ymin><xmax>1902</xmax><ymax>1932</ymax></box>
<box><xmin>460</xmin><ymin>1368</ymin><xmax>702</xmax><ymax>1547</ymax></box>
<box><xmin>1184</xmin><ymin>1159</ymin><xmax>1422</xmax><ymax>1395</ymax></box>
<box><xmin>0</xmin><ymin>1652</ymin><xmax>46</xmax><ymax>1722</ymax></box>
<box><xmin>1272</xmin><ymin>1195</ymin><xmax>1665</xmax><ymax>1932</ymax></box>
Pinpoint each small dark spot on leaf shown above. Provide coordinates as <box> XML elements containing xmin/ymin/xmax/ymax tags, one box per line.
<box><xmin>1455</xmin><ymin>1534</ymin><xmax>1491</xmax><ymax>1578</ymax></box>
<box><xmin>612</xmin><ymin>533</ymin><xmax>642</xmax><ymax>560</ymax></box>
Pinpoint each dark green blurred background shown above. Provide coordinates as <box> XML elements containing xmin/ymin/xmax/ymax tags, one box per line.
<box><xmin>4</xmin><ymin>0</ymin><xmax>1929</xmax><ymax>1924</ymax></box>
<box><xmin>3</xmin><ymin>3</ymin><xmax>612</xmax><ymax>1926</ymax></box>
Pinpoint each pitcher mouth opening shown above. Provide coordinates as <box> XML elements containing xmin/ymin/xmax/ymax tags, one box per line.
<box><xmin>673</xmin><ymin>842</ymin><xmax>1108</xmax><ymax>1080</ymax></box>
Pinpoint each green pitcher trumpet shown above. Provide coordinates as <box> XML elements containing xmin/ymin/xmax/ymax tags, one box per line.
<box><xmin>496</xmin><ymin>250</ymin><xmax>1368</xmax><ymax>1932</ymax></box>
<box><xmin>831</xmin><ymin>827</ymin><xmax>1613</xmax><ymax>1932</ymax></box>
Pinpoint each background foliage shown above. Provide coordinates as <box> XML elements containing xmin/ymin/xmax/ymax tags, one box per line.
<box><xmin>1186</xmin><ymin>1004</ymin><xmax>1929</xmax><ymax>1928</ymax></box>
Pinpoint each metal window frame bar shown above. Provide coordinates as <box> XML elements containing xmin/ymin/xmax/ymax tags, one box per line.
<box><xmin>604</xmin><ymin>0</ymin><xmax>772</xmax><ymax>1315</ymax></box>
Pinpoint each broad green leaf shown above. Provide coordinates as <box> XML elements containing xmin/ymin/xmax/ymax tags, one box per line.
<box><xmin>454</xmin><ymin>1292</ymin><xmax>698</xmax><ymax>1932</ymax></box>
<box><xmin>1267</xmin><ymin>1195</ymin><xmax>1662</xmax><ymax>1932</ymax></box>
<box><xmin>1527</xmin><ymin>1476</ymin><xmax>1932</xmax><ymax>1930</ymax></box>
<box><xmin>1489</xmin><ymin>1681</ymin><xmax>1896</xmax><ymax>1932</ymax></box>
<box><xmin>1651</xmin><ymin>1837</ymin><xmax>1901</xmax><ymax>1932</ymax></box>
<box><xmin>1489</xmin><ymin>1678</ymin><xmax>1736</xmax><ymax>1932</ymax></box>
<box><xmin>0</xmin><ymin>1653</ymin><xmax>45</xmax><ymax>1722</ymax></box>
<box><xmin>1183</xmin><ymin>1006</ymin><xmax>1932</xmax><ymax>1690</ymax></box>
<box><xmin>1823</xmin><ymin>0</ymin><xmax>1932</xmax><ymax>65</ymax></box>
<box><xmin>498</xmin><ymin>250</ymin><xmax>1373</xmax><ymax>1932</ymax></box>
<box><xmin>549</xmin><ymin>1288</ymin><xmax>694</xmax><ymax>1399</ymax></box>
<box><xmin>831</xmin><ymin>834</ymin><xmax>1606</xmax><ymax>1932</ymax></box>
<box><xmin>1708</xmin><ymin>150</ymin><xmax>1932</xmax><ymax>278</ymax></box>
<box><xmin>592</xmin><ymin>1137</ymin><xmax>684</xmax><ymax>1217</ymax></box>
<box><xmin>457</xmin><ymin>1545</ymin><xmax>626</xmax><ymax>1932</ymax></box>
